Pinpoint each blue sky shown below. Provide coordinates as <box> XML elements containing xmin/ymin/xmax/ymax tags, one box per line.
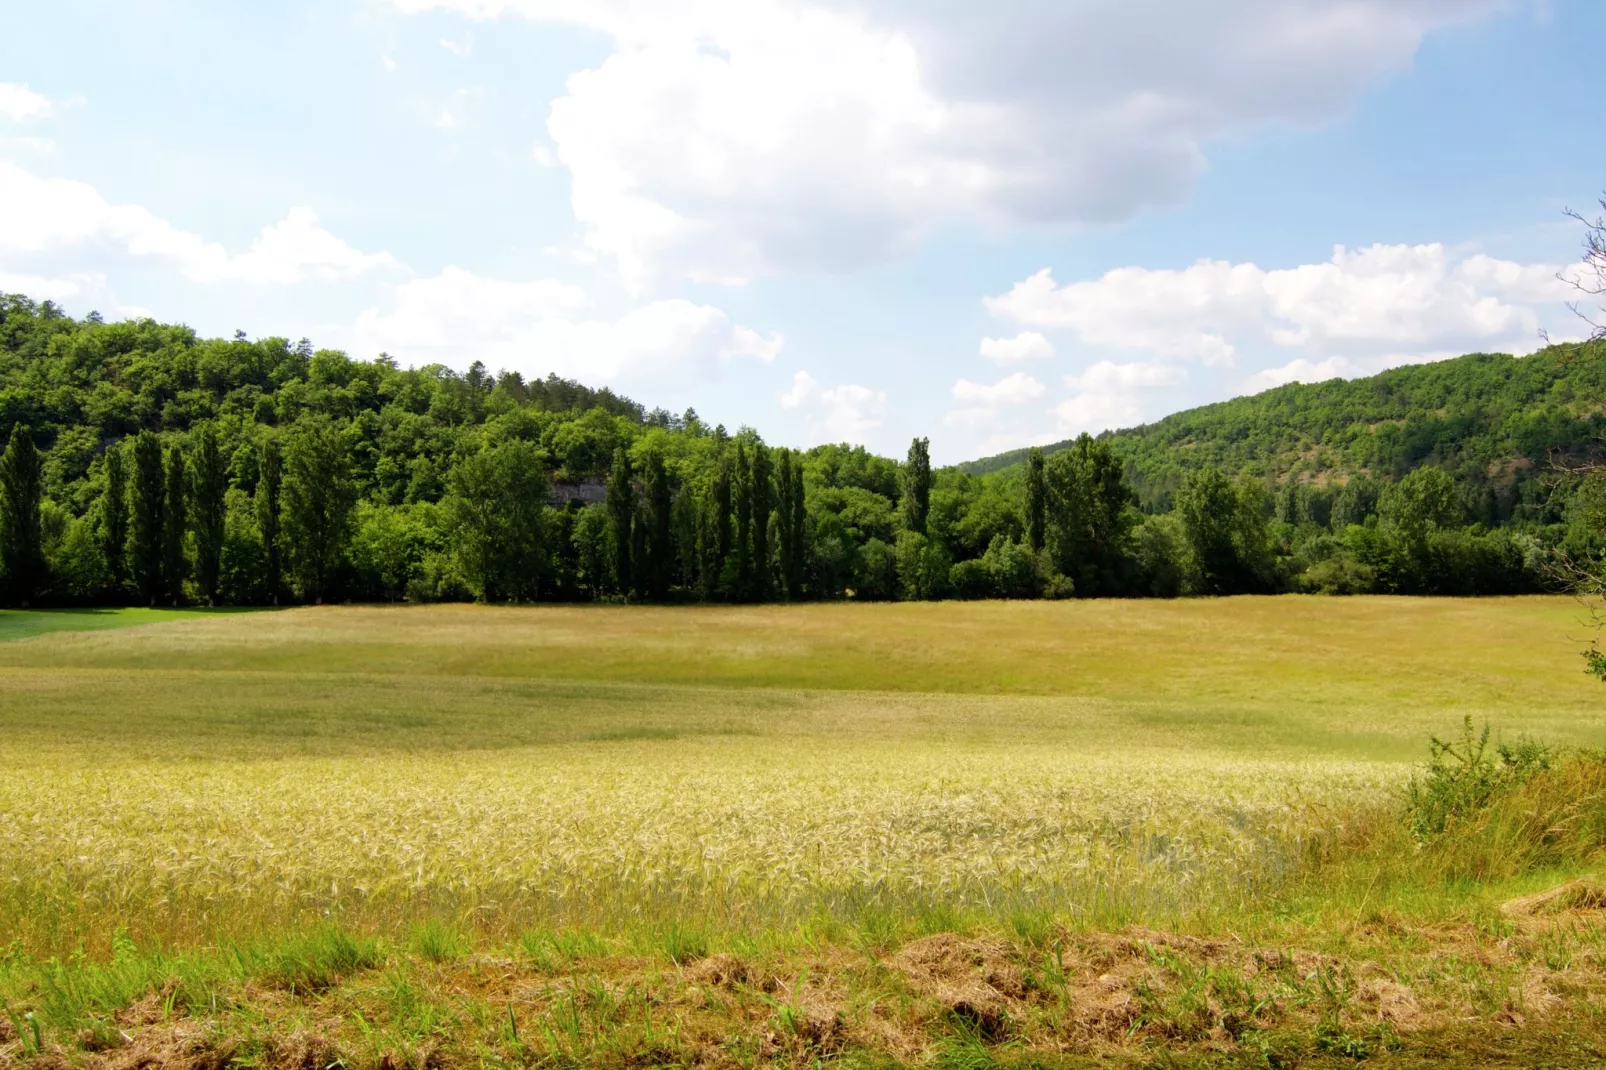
<box><xmin>2</xmin><ymin>0</ymin><xmax>1602</xmax><ymax>463</ymax></box>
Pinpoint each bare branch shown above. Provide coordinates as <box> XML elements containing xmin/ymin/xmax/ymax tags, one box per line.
<box><xmin>1559</xmin><ymin>197</ymin><xmax>1606</xmax><ymax>344</ymax></box>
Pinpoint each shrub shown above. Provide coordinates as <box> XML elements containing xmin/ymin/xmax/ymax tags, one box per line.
<box><xmin>948</xmin><ymin>559</ymin><xmax>995</xmax><ymax>601</ymax></box>
<box><xmin>1404</xmin><ymin>717</ymin><xmax>1551</xmax><ymax>840</ymax></box>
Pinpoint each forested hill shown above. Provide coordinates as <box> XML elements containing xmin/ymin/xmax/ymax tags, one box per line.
<box><xmin>0</xmin><ymin>293</ymin><xmax>1601</xmax><ymax>609</ymax></box>
<box><xmin>960</xmin><ymin>345</ymin><xmax>1606</xmax><ymax>513</ymax></box>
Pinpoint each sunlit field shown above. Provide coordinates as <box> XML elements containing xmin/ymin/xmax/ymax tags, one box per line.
<box><xmin>4</xmin><ymin>597</ymin><xmax>1606</xmax><ymax>1067</ymax></box>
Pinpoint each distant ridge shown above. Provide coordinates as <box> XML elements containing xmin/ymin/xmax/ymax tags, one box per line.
<box><xmin>957</xmin><ymin>344</ymin><xmax>1606</xmax><ymax>509</ymax></box>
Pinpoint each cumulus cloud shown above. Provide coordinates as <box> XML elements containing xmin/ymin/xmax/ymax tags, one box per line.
<box><xmin>1065</xmin><ymin>361</ymin><xmax>1188</xmax><ymax>392</ymax></box>
<box><xmin>0</xmin><ymin>162</ymin><xmax>398</xmax><ymax>285</ymax></box>
<box><xmin>1049</xmin><ymin>361</ymin><xmax>1189</xmax><ymax>437</ymax></box>
<box><xmin>952</xmin><ymin>372</ymin><xmax>1045</xmax><ymax>405</ymax></box>
<box><xmin>942</xmin><ymin>406</ymin><xmax>999</xmax><ymax>430</ymax></box>
<box><xmin>390</xmin><ymin>0</ymin><xmax>1497</xmax><ymax>283</ymax></box>
<box><xmin>779</xmin><ymin>370</ymin><xmax>886</xmax><ymax>443</ymax></box>
<box><xmin>1241</xmin><ymin>356</ymin><xmax>1367</xmax><ymax>393</ymax></box>
<box><xmin>1053</xmin><ymin>391</ymin><xmax>1147</xmax><ymax>436</ymax></box>
<box><xmin>0</xmin><ymin>271</ymin><xmax>98</xmax><ymax>303</ymax></box>
<box><xmin>0</xmin><ymin>83</ymin><xmax>53</xmax><ymax>122</ymax></box>
<box><xmin>987</xmin><ymin>244</ymin><xmax>1572</xmax><ymax>366</ymax></box>
<box><xmin>349</xmin><ymin>266</ymin><xmax>782</xmax><ymax>393</ymax></box>
<box><xmin>979</xmin><ymin>331</ymin><xmax>1053</xmax><ymax>363</ymax></box>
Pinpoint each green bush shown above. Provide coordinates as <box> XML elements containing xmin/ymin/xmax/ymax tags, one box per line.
<box><xmin>1405</xmin><ymin>717</ymin><xmax>1551</xmax><ymax>840</ymax></box>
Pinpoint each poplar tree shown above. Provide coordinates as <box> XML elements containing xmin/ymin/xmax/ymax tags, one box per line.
<box><xmin>901</xmin><ymin>437</ymin><xmax>932</xmax><ymax>535</ymax></box>
<box><xmin>256</xmin><ymin>438</ymin><xmax>284</xmax><ymax>603</ymax></box>
<box><xmin>788</xmin><ymin>451</ymin><xmax>806</xmax><ymax>598</ymax></box>
<box><xmin>703</xmin><ymin>456</ymin><xmax>733</xmax><ymax>598</ymax></box>
<box><xmin>191</xmin><ymin>423</ymin><xmax>227</xmax><ymax>605</ymax></box>
<box><xmin>1025</xmin><ymin>447</ymin><xmax>1046</xmax><ymax>553</ymax></box>
<box><xmin>0</xmin><ymin>425</ymin><xmax>45</xmax><ymax>606</ymax></box>
<box><xmin>773</xmin><ymin>448</ymin><xmax>809</xmax><ymax>601</ymax></box>
<box><xmin>643</xmin><ymin>450</ymin><xmax>672</xmax><ymax>599</ymax></box>
<box><xmin>751</xmin><ymin>443</ymin><xmax>773</xmax><ymax>601</ymax></box>
<box><xmin>776</xmin><ymin>448</ymin><xmax>795</xmax><ymax>600</ymax></box>
<box><xmin>606</xmin><ymin>447</ymin><xmax>634</xmax><ymax>597</ymax></box>
<box><xmin>162</xmin><ymin>443</ymin><xmax>189</xmax><ymax>604</ymax></box>
<box><xmin>130</xmin><ymin>430</ymin><xmax>165</xmax><ymax>606</ymax></box>
<box><xmin>733</xmin><ymin>442</ymin><xmax>752</xmax><ymax>599</ymax></box>
<box><xmin>100</xmin><ymin>443</ymin><xmax>128</xmax><ymax>594</ymax></box>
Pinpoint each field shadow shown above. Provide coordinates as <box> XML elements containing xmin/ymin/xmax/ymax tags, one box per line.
<box><xmin>0</xmin><ymin>605</ymin><xmax>280</xmax><ymax>643</ymax></box>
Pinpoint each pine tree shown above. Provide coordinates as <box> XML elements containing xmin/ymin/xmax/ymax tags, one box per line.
<box><xmin>606</xmin><ymin>447</ymin><xmax>634</xmax><ymax>597</ymax></box>
<box><xmin>191</xmin><ymin>423</ymin><xmax>227</xmax><ymax>605</ymax></box>
<box><xmin>751</xmin><ymin>443</ymin><xmax>773</xmax><ymax>601</ymax></box>
<box><xmin>130</xmin><ymin>430</ymin><xmax>165</xmax><ymax>606</ymax></box>
<box><xmin>162</xmin><ymin>444</ymin><xmax>189</xmax><ymax>604</ymax></box>
<box><xmin>0</xmin><ymin>425</ymin><xmax>45</xmax><ymax>606</ymax></box>
<box><xmin>256</xmin><ymin>438</ymin><xmax>284</xmax><ymax>604</ymax></box>
<box><xmin>1025</xmin><ymin>447</ymin><xmax>1046</xmax><ymax>553</ymax></box>
<box><xmin>100</xmin><ymin>443</ymin><xmax>129</xmax><ymax>595</ymax></box>
<box><xmin>902</xmin><ymin>437</ymin><xmax>932</xmax><ymax>535</ymax></box>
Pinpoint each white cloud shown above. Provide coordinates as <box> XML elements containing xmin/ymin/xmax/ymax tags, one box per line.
<box><xmin>1065</xmin><ymin>360</ymin><xmax>1188</xmax><ymax>392</ymax></box>
<box><xmin>952</xmin><ymin>372</ymin><xmax>1045</xmax><ymax>406</ymax></box>
<box><xmin>779</xmin><ymin>370</ymin><xmax>886</xmax><ymax>443</ymax></box>
<box><xmin>0</xmin><ymin>83</ymin><xmax>53</xmax><ymax>123</ymax></box>
<box><xmin>348</xmin><ymin>267</ymin><xmax>782</xmax><ymax>393</ymax></box>
<box><xmin>987</xmin><ymin>244</ymin><xmax>1572</xmax><ymax>366</ymax></box>
<box><xmin>1053</xmin><ymin>392</ymin><xmax>1146</xmax><ymax>436</ymax></box>
<box><xmin>1049</xmin><ymin>361</ymin><xmax>1188</xmax><ymax>437</ymax></box>
<box><xmin>227</xmin><ymin>207</ymin><xmax>399</xmax><ymax>285</ymax></box>
<box><xmin>943</xmin><ymin>406</ymin><xmax>998</xmax><ymax>430</ymax></box>
<box><xmin>979</xmin><ymin>331</ymin><xmax>1053</xmax><ymax>363</ymax></box>
<box><xmin>1241</xmin><ymin>356</ymin><xmax>1366</xmax><ymax>393</ymax></box>
<box><xmin>440</xmin><ymin>35</ymin><xmax>473</xmax><ymax>57</ymax></box>
<box><xmin>390</xmin><ymin>0</ymin><xmax>1497</xmax><ymax>283</ymax></box>
<box><xmin>0</xmin><ymin>162</ymin><xmax>398</xmax><ymax>285</ymax></box>
<box><xmin>0</xmin><ymin>271</ymin><xmax>96</xmax><ymax>303</ymax></box>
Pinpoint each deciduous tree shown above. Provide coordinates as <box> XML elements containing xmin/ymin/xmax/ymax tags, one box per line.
<box><xmin>0</xmin><ymin>425</ymin><xmax>45</xmax><ymax>605</ymax></box>
<box><xmin>283</xmin><ymin>418</ymin><xmax>355</xmax><ymax>603</ymax></box>
<box><xmin>130</xmin><ymin>430</ymin><xmax>165</xmax><ymax>606</ymax></box>
<box><xmin>901</xmin><ymin>437</ymin><xmax>932</xmax><ymax>535</ymax></box>
<box><xmin>191</xmin><ymin>423</ymin><xmax>227</xmax><ymax>605</ymax></box>
<box><xmin>606</xmin><ymin>447</ymin><xmax>634</xmax><ymax>597</ymax></box>
<box><xmin>162</xmin><ymin>444</ymin><xmax>189</xmax><ymax>605</ymax></box>
<box><xmin>256</xmin><ymin>438</ymin><xmax>284</xmax><ymax>603</ymax></box>
<box><xmin>100</xmin><ymin>443</ymin><xmax>128</xmax><ymax>594</ymax></box>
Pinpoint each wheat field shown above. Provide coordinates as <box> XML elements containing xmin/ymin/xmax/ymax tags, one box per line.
<box><xmin>2</xmin><ymin>596</ymin><xmax>1601</xmax><ymax>955</ymax></box>
<box><xmin>5</xmin><ymin>597</ymin><xmax>1606</xmax><ymax>1066</ymax></box>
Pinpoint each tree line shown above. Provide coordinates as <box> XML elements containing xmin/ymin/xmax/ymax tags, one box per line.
<box><xmin>0</xmin><ymin>293</ymin><xmax>1599</xmax><ymax>608</ymax></box>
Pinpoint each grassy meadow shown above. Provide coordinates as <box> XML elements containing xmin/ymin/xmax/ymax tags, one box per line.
<box><xmin>3</xmin><ymin>597</ymin><xmax>1606</xmax><ymax>1067</ymax></box>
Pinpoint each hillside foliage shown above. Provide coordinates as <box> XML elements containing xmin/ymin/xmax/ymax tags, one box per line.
<box><xmin>963</xmin><ymin>346</ymin><xmax>1606</xmax><ymax>519</ymax></box>
<box><xmin>0</xmin><ymin>293</ymin><xmax>1603</xmax><ymax>607</ymax></box>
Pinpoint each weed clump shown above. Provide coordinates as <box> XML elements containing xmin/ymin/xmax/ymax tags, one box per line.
<box><xmin>1404</xmin><ymin>716</ymin><xmax>1552</xmax><ymax>840</ymax></box>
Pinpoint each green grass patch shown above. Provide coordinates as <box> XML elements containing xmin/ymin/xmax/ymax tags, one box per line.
<box><xmin>0</xmin><ymin>606</ymin><xmax>231</xmax><ymax>643</ymax></box>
